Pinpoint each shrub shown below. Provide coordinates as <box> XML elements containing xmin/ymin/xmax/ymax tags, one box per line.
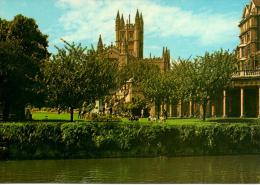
<box><xmin>0</xmin><ymin>122</ymin><xmax>260</xmax><ymax>159</ymax></box>
<box><xmin>91</xmin><ymin>115</ymin><xmax>122</xmax><ymax>122</ymax></box>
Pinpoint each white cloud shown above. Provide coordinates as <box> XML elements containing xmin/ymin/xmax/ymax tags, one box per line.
<box><xmin>55</xmin><ymin>0</ymin><xmax>238</xmax><ymax>47</ymax></box>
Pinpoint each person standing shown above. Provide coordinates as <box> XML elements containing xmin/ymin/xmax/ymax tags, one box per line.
<box><xmin>163</xmin><ymin>109</ymin><xmax>167</xmax><ymax>120</ymax></box>
<box><xmin>141</xmin><ymin>109</ymin><xmax>144</xmax><ymax>118</ymax></box>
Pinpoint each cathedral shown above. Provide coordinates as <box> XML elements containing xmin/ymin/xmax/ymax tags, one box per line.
<box><xmin>93</xmin><ymin>10</ymin><xmax>171</xmax><ymax>116</ymax></box>
<box><xmin>96</xmin><ymin>10</ymin><xmax>170</xmax><ymax>72</ymax></box>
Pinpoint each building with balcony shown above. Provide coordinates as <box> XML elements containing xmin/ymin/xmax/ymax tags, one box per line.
<box><xmin>176</xmin><ymin>0</ymin><xmax>260</xmax><ymax>118</ymax></box>
<box><xmin>226</xmin><ymin>0</ymin><xmax>260</xmax><ymax>118</ymax></box>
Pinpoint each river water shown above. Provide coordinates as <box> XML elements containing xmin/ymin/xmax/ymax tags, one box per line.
<box><xmin>0</xmin><ymin>155</ymin><xmax>259</xmax><ymax>183</ymax></box>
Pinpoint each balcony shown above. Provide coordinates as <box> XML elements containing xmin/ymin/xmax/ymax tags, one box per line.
<box><xmin>232</xmin><ymin>69</ymin><xmax>260</xmax><ymax>78</ymax></box>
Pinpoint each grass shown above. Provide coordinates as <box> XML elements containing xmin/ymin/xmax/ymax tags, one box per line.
<box><xmin>32</xmin><ymin>112</ymin><xmax>216</xmax><ymax>125</ymax></box>
<box><xmin>32</xmin><ymin>111</ymin><xmax>83</xmax><ymax>121</ymax></box>
<box><xmin>32</xmin><ymin>111</ymin><xmax>260</xmax><ymax>126</ymax></box>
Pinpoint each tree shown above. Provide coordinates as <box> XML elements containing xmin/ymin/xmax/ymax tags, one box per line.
<box><xmin>116</xmin><ymin>59</ymin><xmax>162</xmax><ymax>116</ymax></box>
<box><xmin>7</xmin><ymin>14</ymin><xmax>49</xmax><ymax>62</ymax></box>
<box><xmin>118</xmin><ymin>59</ymin><xmax>160</xmax><ymax>87</ymax></box>
<box><xmin>0</xmin><ymin>41</ymin><xmax>34</xmax><ymax>120</ymax></box>
<box><xmin>141</xmin><ymin>71</ymin><xmax>175</xmax><ymax>119</ymax></box>
<box><xmin>192</xmin><ymin>49</ymin><xmax>237</xmax><ymax>121</ymax></box>
<box><xmin>0</xmin><ymin>15</ymin><xmax>49</xmax><ymax>120</ymax></box>
<box><xmin>171</xmin><ymin>59</ymin><xmax>195</xmax><ymax>108</ymax></box>
<box><xmin>43</xmin><ymin>41</ymin><xmax>118</xmax><ymax>122</ymax></box>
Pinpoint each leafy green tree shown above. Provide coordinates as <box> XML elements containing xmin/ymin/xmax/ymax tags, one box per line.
<box><xmin>192</xmin><ymin>49</ymin><xmax>237</xmax><ymax>121</ymax></box>
<box><xmin>0</xmin><ymin>18</ymin><xmax>9</xmax><ymax>41</ymax></box>
<box><xmin>0</xmin><ymin>41</ymin><xmax>34</xmax><ymax>120</ymax></box>
<box><xmin>141</xmin><ymin>71</ymin><xmax>175</xmax><ymax>119</ymax></box>
<box><xmin>43</xmin><ymin>41</ymin><xmax>118</xmax><ymax>122</ymax></box>
<box><xmin>117</xmin><ymin>59</ymin><xmax>162</xmax><ymax>116</ymax></box>
<box><xmin>171</xmin><ymin>59</ymin><xmax>195</xmax><ymax>106</ymax></box>
<box><xmin>7</xmin><ymin>14</ymin><xmax>49</xmax><ymax>61</ymax></box>
<box><xmin>0</xmin><ymin>15</ymin><xmax>49</xmax><ymax>120</ymax></box>
<box><xmin>119</xmin><ymin>59</ymin><xmax>160</xmax><ymax>87</ymax></box>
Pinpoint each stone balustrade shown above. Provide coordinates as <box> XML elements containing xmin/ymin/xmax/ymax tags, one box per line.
<box><xmin>232</xmin><ymin>69</ymin><xmax>260</xmax><ymax>78</ymax></box>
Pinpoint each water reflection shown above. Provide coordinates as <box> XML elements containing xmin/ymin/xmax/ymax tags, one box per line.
<box><xmin>0</xmin><ymin>155</ymin><xmax>259</xmax><ymax>183</ymax></box>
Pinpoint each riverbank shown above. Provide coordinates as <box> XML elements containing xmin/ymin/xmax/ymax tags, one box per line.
<box><xmin>0</xmin><ymin>121</ymin><xmax>260</xmax><ymax>159</ymax></box>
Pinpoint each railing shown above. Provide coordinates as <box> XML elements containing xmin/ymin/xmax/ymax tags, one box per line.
<box><xmin>232</xmin><ymin>69</ymin><xmax>260</xmax><ymax>78</ymax></box>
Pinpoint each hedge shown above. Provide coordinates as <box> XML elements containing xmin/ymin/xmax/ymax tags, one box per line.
<box><xmin>0</xmin><ymin>122</ymin><xmax>260</xmax><ymax>159</ymax></box>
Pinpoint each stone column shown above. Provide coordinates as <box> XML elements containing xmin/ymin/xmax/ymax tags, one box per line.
<box><xmin>200</xmin><ymin>104</ymin><xmax>203</xmax><ymax>118</ymax></box>
<box><xmin>189</xmin><ymin>101</ymin><xmax>193</xmax><ymax>117</ymax></box>
<box><xmin>240</xmin><ymin>88</ymin><xmax>244</xmax><ymax>118</ymax></box>
<box><xmin>193</xmin><ymin>103</ymin><xmax>196</xmax><ymax>117</ymax></box>
<box><xmin>258</xmin><ymin>87</ymin><xmax>260</xmax><ymax>118</ymax></box>
<box><xmin>164</xmin><ymin>103</ymin><xmax>167</xmax><ymax>110</ymax></box>
<box><xmin>223</xmin><ymin>90</ymin><xmax>227</xmax><ymax>118</ymax></box>
<box><xmin>211</xmin><ymin>102</ymin><xmax>216</xmax><ymax>118</ymax></box>
<box><xmin>178</xmin><ymin>101</ymin><xmax>182</xmax><ymax>118</ymax></box>
<box><xmin>169</xmin><ymin>103</ymin><xmax>172</xmax><ymax>118</ymax></box>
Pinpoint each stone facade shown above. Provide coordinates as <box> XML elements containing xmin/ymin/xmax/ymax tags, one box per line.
<box><xmin>237</xmin><ymin>0</ymin><xmax>260</xmax><ymax>70</ymax></box>
<box><xmin>197</xmin><ymin>0</ymin><xmax>260</xmax><ymax>118</ymax></box>
<box><xmin>227</xmin><ymin>0</ymin><xmax>260</xmax><ymax>118</ymax></box>
<box><xmin>97</xmin><ymin>10</ymin><xmax>170</xmax><ymax>72</ymax></box>
<box><xmin>96</xmin><ymin>10</ymin><xmax>171</xmax><ymax>116</ymax></box>
<box><xmin>169</xmin><ymin>0</ymin><xmax>260</xmax><ymax>118</ymax></box>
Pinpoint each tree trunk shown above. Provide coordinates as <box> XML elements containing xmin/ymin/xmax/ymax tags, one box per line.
<box><xmin>15</xmin><ymin>104</ymin><xmax>26</xmax><ymax>121</ymax></box>
<box><xmin>156</xmin><ymin>101</ymin><xmax>160</xmax><ymax>119</ymax></box>
<box><xmin>2</xmin><ymin>100</ymin><xmax>10</xmax><ymax>122</ymax></box>
<box><xmin>202</xmin><ymin>100</ymin><xmax>207</xmax><ymax>121</ymax></box>
<box><xmin>70</xmin><ymin>107</ymin><xmax>74</xmax><ymax>122</ymax></box>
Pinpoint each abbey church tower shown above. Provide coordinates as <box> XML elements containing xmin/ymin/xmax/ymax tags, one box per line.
<box><xmin>96</xmin><ymin>10</ymin><xmax>170</xmax><ymax>72</ymax></box>
<box><xmin>95</xmin><ymin>9</ymin><xmax>171</xmax><ymax>117</ymax></box>
<box><xmin>115</xmin><ymin>10</ymin><xmax>143</xmax><ymax>59</ymax></box>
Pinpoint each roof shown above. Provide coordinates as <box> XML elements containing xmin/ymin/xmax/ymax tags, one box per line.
<box><xmin>253</xmin><ymin>0</ymin><xmax>260</xmax><ymax>6</ymax></box>
<box><xmin>241</xmin><ymin>1</ymin><xmax>259</xmax><ymax>20</ymax></box>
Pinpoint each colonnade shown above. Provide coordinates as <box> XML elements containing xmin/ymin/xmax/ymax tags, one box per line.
<box><xmin>222</xmin><ymin>87</ymin><xmax>260</xmax><ymax>118</ymax></box>
<box><xmin>164</xmin><ymin>87</ymin><xmax>260</xmax><ymax>118</ymax></box>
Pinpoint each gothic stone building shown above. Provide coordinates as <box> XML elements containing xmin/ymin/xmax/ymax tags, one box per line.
<box><xmin>95</xmin><ymin>10</ymin><xmax>171</xmax><ymax>116</ymax></box>
<box><xmin>97</xmin><ymin>10</ymin><xmax>170</xmax><ymax>71</ymax></box>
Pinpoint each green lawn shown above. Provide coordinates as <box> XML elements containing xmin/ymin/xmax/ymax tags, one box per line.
<box><xmin>32</xmin><ymin>112</ymin><xmax>260</xmax><ymax>125</ymax></box>
<box><xmin>32</xmin><ymin>112</ymin><xmax>215</xmax><ymax>125</ymax></box>
<box><xmin>32</xmin><ymin>112</ymin><xmax>83</xmax><ymax>121</ymax></box>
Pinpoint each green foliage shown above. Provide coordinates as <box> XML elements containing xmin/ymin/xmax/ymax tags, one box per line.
<box><xmin>0</xmin><ymin>15</ymin><xmax>49</xmax><ymax>120</ymax></box>
<box><xmin>172</xmin><ymin>50</ymin><xmax>237</xmax><ymax>120</ymax></box>
<box><xmin>43</xmin><ymin>41</ymin><xmax>118</xmax><ymax>121</ymax></box>
<box><xmin>119</xmin><ymin>59</ymin><xmax>160</xmax><ymax>86</ymax></box>
<box><xmin>61</xmin><ymin>123</ymin><xmax>94</xmax><ymax>152</ymax></box>
<box><xmin>1</xmin><ymin>121</ymin><xmax>260</xmax><ymax>159</ymax></box>
<box><xmin>193</xmin><ymin>50</ymin><xmax>237</xmax><ymax>101</ymax></box>
<box><xmin>171</xmin><ymin>59</ymin><xmax>194</xmax><ymax>102</ymax></box>
<box><xmin>91</xmin><ymin>114</ymin><xmax>122</xmax><ymax>122</ymax></box>
<box><xmin>193</xmin><ymin>50</ymin><xmax>237</xmax><ymax>120</ymax></box>
<box><xmin>0</xmin><ymin>122</ymin><xmax>62</xmax><ymax>158</ymax></box>
<box><xmin>141</xmin><ymin>71</ymin><xmax>175</xmax><ymax>118</ymax></box>
<box><xmin>7</xmin><ymin>14</ymin><xmax>49</xmax><ymax>61</ymax></box>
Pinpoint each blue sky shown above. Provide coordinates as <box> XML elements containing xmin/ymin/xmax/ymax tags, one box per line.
<box><xmin>0</xmin><ymin>0</ymin><xmax>250</xmax><ymax>59</ymax></box>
